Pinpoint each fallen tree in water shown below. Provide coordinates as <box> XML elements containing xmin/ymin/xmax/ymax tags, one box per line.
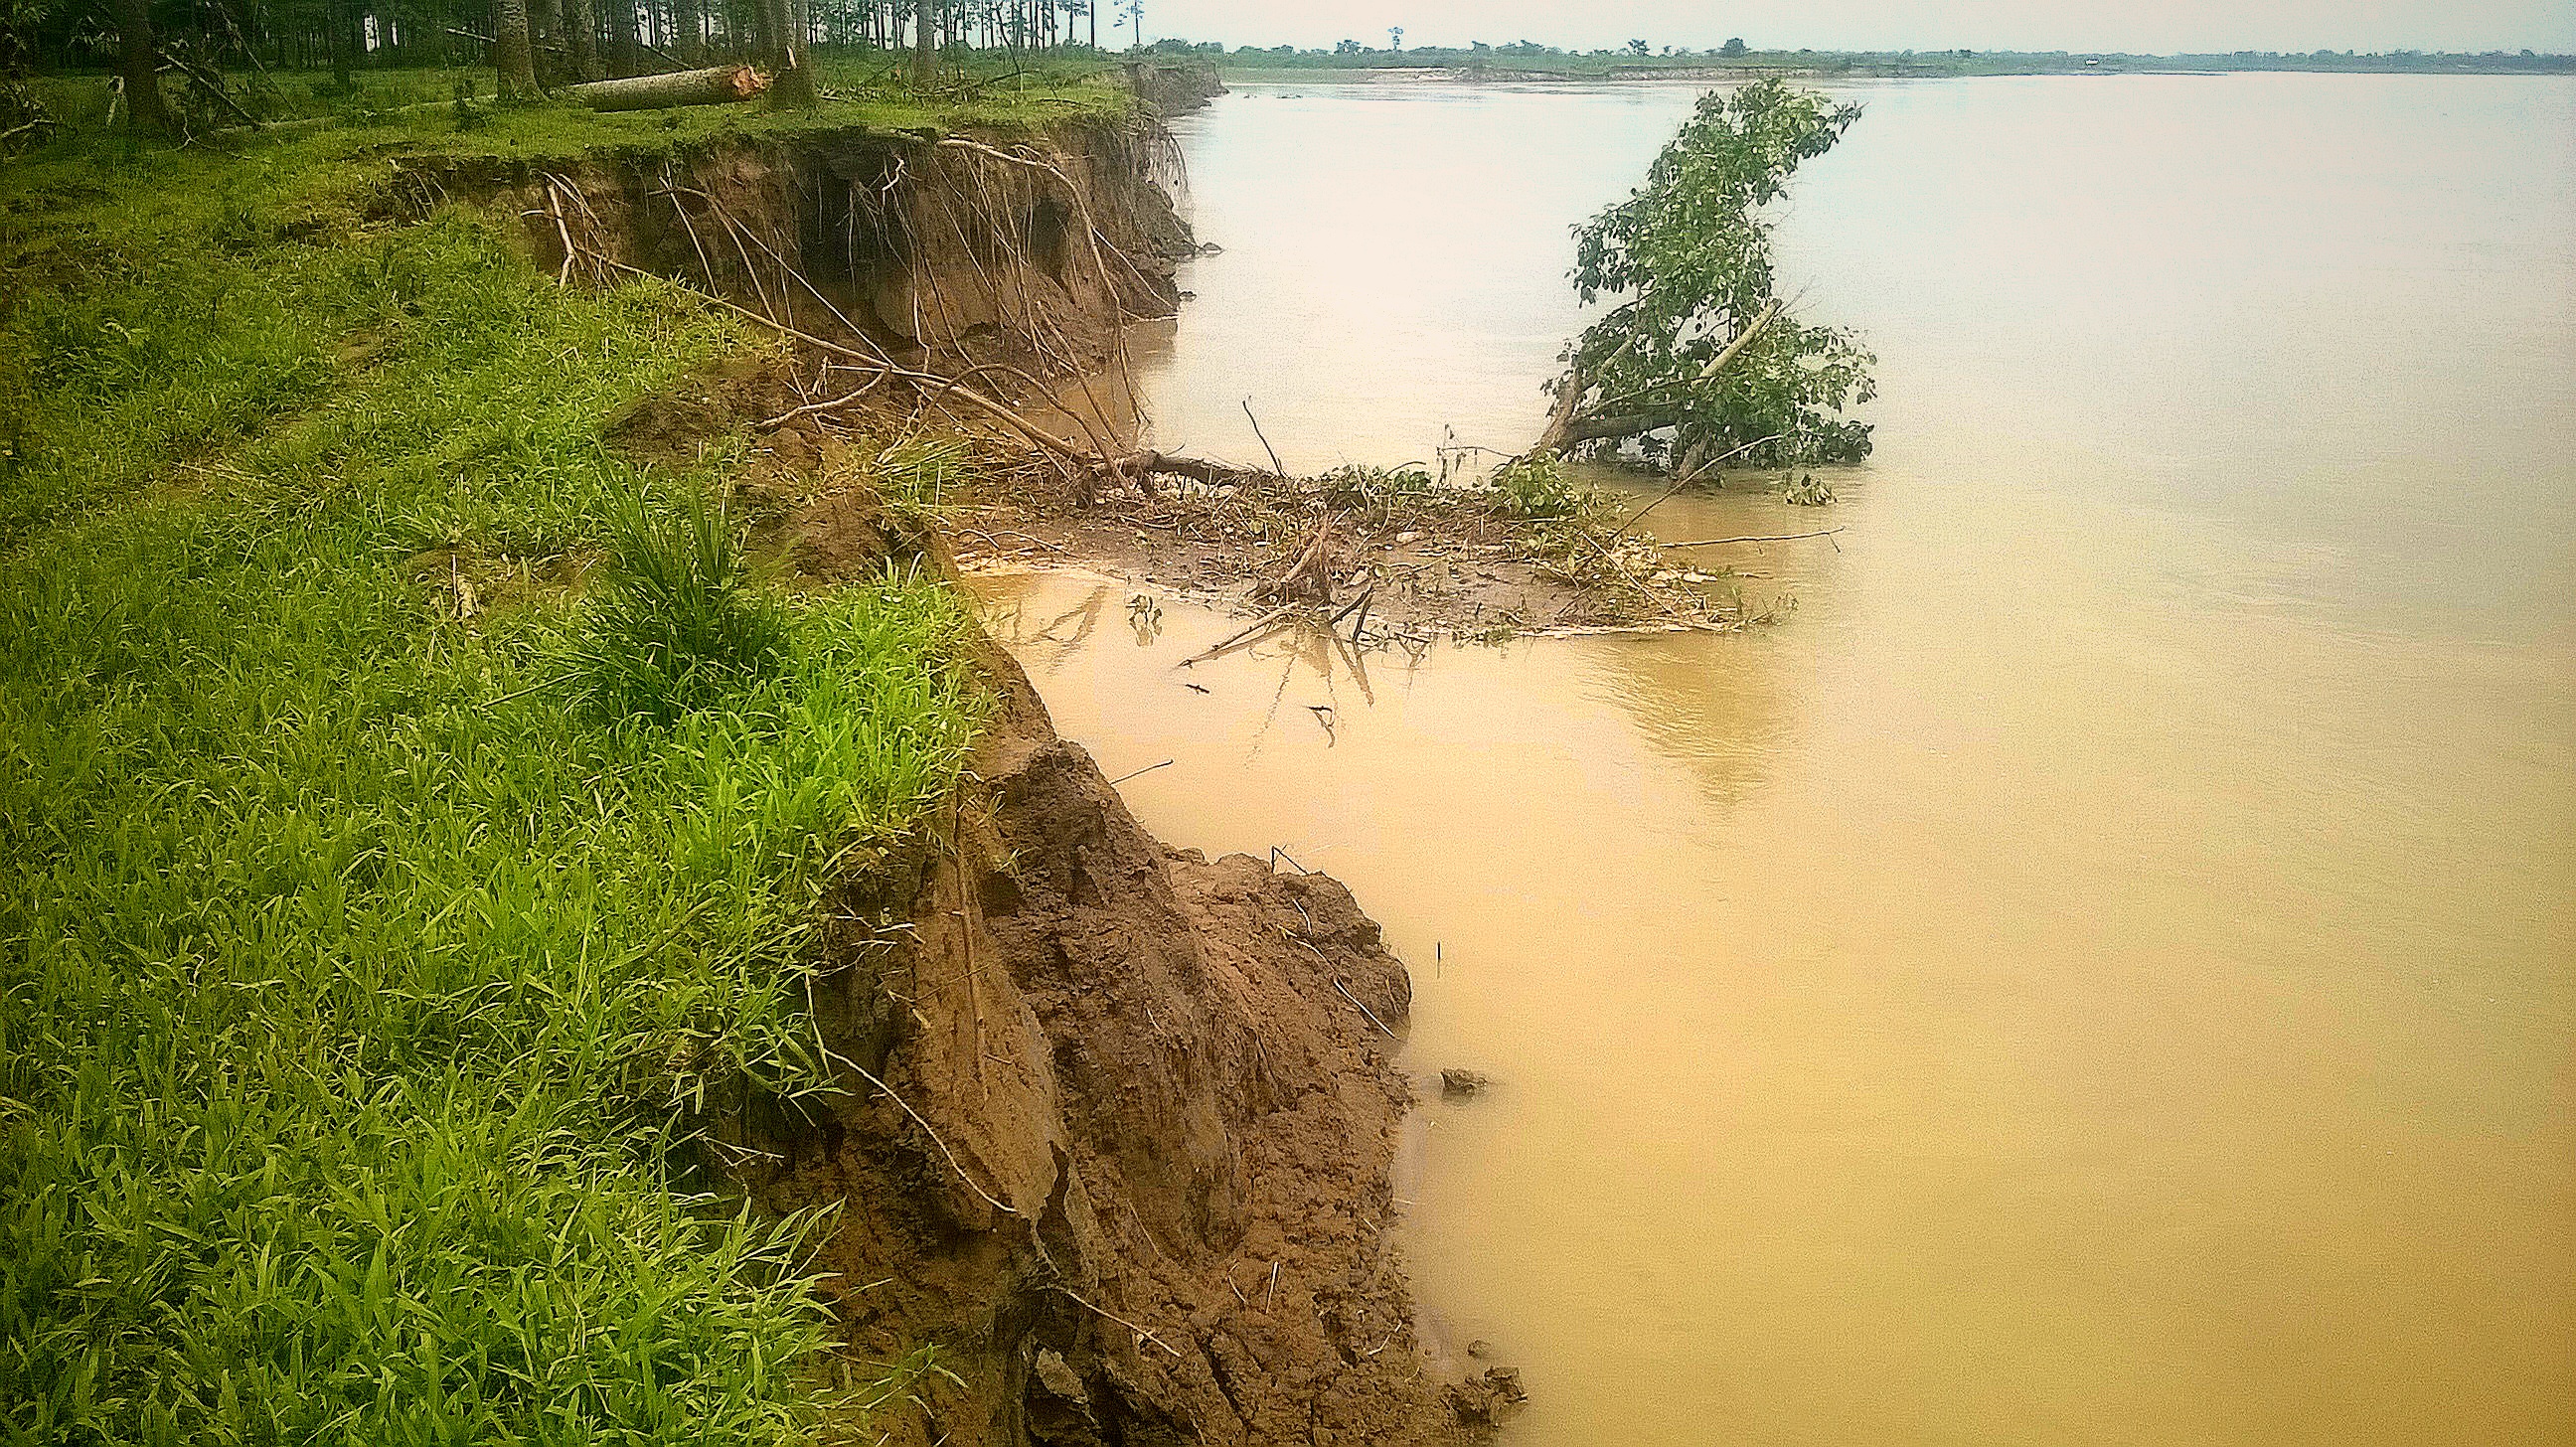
<box><xmin>1538</xmin><ymin>78</ymin><xmax>1877</xmax><ymax>474</ymax></box>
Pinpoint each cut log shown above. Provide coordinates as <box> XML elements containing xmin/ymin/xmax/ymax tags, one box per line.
<box><xmin>565</xmin><ymin>64</ymin><xmax>765</xmax><ymax>111</ymax></box>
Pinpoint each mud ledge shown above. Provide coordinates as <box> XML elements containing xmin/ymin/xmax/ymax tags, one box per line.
<box><xmin>661</xmin><ymin>420</ymin><xmax>1506</xmax><ymax>1446</ymax></box>
<box><xmin>951</xmin><ymin>460</ymin><xmax>1762</xmax><ymax>644</ymax></box>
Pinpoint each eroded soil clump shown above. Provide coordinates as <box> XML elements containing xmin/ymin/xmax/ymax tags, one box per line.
<box><xmin>724</xmin><ymin>625</ymin><xmax>1476</xmax><ymax>1442</ymax></box>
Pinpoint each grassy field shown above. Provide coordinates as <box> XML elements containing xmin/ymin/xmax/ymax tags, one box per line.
<box><xmin>22</xmin><ymin>48</ymin><xmax>1127</xmax><ymax>159</ymax></box>
<box><xmin>1</xmin><ymin>96</ymin><xmax>999</xmax><ymax>1445</ymax></box>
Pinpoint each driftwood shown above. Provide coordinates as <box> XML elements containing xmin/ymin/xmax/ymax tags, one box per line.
<box><xmin>1661</xmin><ymin>528</ymin><xmax>1845</xmax><ymax>547</ymax></box>
<box><xmin>1106</xmin><ymin>447</ymin><xmax>1279</xmax><ymax>493</ymax></box>
<box><xmin>1264</xmin><ymin>517</ymin><xmax>1337</xmax><ymax>605</ymax></box>
<box><xmin>565</xmin><ymin>64</ymin><xmax>765</xmax><ymax>111</ymax></box>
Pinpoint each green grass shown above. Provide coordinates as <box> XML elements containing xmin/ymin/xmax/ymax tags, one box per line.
<box><xmin>1</xmin><ymin>115</ymin><xmax>986</xmax><ymax>1446</ymax></box>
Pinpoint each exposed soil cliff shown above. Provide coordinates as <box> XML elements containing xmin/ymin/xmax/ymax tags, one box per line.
<box><xmin>1123</xmin><ymin>61</ymin><xmax>1229</xmax><ymax>115</ymax></box>
<box><xmin>399</xmin><ymin>113</ymin><xmax>1196</xmax><ymax>376</ymax></box>
<box><xmin>510</xmin><ymin>115</ymin><xmax>1486</xmax><ymax>1443</ymax></box>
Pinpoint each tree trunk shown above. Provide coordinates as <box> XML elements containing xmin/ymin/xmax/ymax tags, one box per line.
<box><xmin>565</xmin><ymin>62</ymin><xmax>766</xmax><ymax>108</ymax></box>
<box><xmin>530</xmin><ymin>0</ymin><xmax>564</xmax><ymax>84</ymax></box>
<box><xmin>764</xmin><ymin>0</ymin><xmax>812</xmax><ymax>104</ymax></box>
<box><xmin>1531</xmin><ymin>301</ymin><xmax>1779</xmax><ymax>456</ymax></box>
<box><xmin>909</xmin><ymin>0</ymin><xmax>933</xmax><ymax>84</ymax></box>
<box><xmin>492</xmin><ymin>0</ymin><xmax>538</xmax><ymax>98</ymax></box>
<box><xmin>109</xmin><ymin>0</ymin><xmax>174</xmax><ymax>132</ymax></box>
<box><xmin>671</xmin><ymin>0</ymin><xmax>700</xmax><ymax>62</ymax></box>
<box><xmin>561</xmin><ymin>0</ymin><xmax>600</xmax><ymax>80</ymax></box>
<box><xmin>1553</xmin><ymin>408</ymin><xmax>1690</xmax><ymax>448</ymax></box>
<box><xmin>605</xmin><ymin>0</ymin><xmax>635</xmax><ymax>79</ymax></box>
<box><xmin>325</xmin><ymin>0</ymin><xmax>352</xmax><ymax>88</ymax></box>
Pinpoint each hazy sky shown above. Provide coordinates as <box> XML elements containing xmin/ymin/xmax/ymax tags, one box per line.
<box><xmin>1130</xmin><ymin>2</ymin><xmax>2575</xmax><ymax>55</ymax></box>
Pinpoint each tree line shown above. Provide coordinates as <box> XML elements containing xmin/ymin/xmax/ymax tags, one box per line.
<box><xmin>3</xmin><ymin>0</ymin><xmax>1120</xmax><ymax>136</ymax></box>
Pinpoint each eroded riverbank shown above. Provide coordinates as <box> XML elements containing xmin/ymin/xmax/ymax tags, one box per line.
<box><xmin>533</xmin><ymin>115</ymin><xmax>1510</xmax><ymax>1439</ymax></box>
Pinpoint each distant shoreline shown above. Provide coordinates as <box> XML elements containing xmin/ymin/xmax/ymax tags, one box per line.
<box><xmin>1205</xmin><ymin>53</ymin><xmax>2575</xmax><ymax>82</ymax></box>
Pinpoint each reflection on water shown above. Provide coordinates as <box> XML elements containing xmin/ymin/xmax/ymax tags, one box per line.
<box><xmin>982</xmin><ymin>73</ymin><xmax>2576</xmax><ymax>1446</ymax></box>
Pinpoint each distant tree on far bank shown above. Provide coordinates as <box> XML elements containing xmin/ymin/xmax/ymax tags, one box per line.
<box><xmin>1537</xmin><ymin>78</ymin><xmax>1876</xmax><ymax>473</ymax></box>
<box><xmin>1720</xmin><ymin>37</ymin><xmax>1748</xmax><ymax>58</ymax></box>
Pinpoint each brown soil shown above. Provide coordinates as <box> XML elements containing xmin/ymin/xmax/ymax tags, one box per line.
<box><xmin>1123</xmin><ymin>60</ymin><xmax>1229</xmax><ymax>116</ymax></box>
<box><xmin>600</xmin><ymin>366</ymin><xmax>1508</xmax><ymax>1442</ymax></box>
<box><xmin>426</xmin><ymin>109</ymin><xmax>1747</xmax><ymax>648</ymax></box>
<box><xmin>732</xmin><ymin>500</ymin><xmax>1487</xmax><ymax>1444</ymax></box>
<box><xmin>398</xmin><ymin>113</ymin><xmax>1196</xmax><ymax>384</ymax></box>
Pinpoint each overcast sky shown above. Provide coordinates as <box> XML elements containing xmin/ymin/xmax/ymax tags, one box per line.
<box><xmin>1128</xmin><ymin>2</ymin><xmax>2575</xmax><ymax>55</ymax></box>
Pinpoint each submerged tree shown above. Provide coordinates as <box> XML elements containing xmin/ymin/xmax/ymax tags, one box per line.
<box><xmin>1537</xmin><ymin>78</ymin><xmax>1875</xmax><ymax>473</ymax></box>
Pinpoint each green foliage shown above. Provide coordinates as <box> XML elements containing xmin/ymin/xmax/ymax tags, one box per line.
<box><xmin>859</xmin><ymin>433</ymin><xmax>978</xmax><ymax>525</ymax></box>
<box><xmin>1317</xmin><ymin>461</ymin><xmax>1437</xmax><ymax>520</ymax></box>
<box><xmin>1</xmin><ymin>137</ymin><xmax>983</xmax><ymax>1446</ymax></box>
<box><xmin>1484</xmin><ymin>453</ymin><xmax>1588</xmax><ymax>520</ymax></box>
<box><xmin>450</xmin><ymin>71</ymin><xmax>486</xmax><ymax>131</ymax></box>
<box><xmin>1563</xmin><ymin>78</ymin><xmax>1876</xmax><ymax>469</ymax></box>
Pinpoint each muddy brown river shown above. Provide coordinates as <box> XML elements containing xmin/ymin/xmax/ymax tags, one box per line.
<box><xmin>975</xmin><ymin>76</ymin><xmax>2576</xmax><ymax>1443</ymax></box>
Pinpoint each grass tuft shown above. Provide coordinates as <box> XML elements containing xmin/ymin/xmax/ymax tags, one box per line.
<box><xmin>573</xmin><ymin>486</ymin><xmax>791</xmax><ymax>723</ymax></box>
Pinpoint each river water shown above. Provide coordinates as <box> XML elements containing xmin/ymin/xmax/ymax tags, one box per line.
<box><xmin>974</xmin><ymin>75</ymin><xmax>2576</xmax><ymax>1443</ymax></box>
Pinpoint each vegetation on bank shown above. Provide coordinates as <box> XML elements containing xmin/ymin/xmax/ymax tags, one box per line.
<box><xmin>1</xmin><ymin>110</ymin><xmax>987</xmax><ymax>1443</ymax></box>
<box><xmin>3</xmin><ymin>0</ymin><xmax>1130</xmax><ymax>153</ymax></box>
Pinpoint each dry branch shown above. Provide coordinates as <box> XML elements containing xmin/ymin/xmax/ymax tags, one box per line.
<box><xmin>1265</xmin><ymin>516</ymin><xmax>1336</xmax><ymax>605</ymax></box>
<box><xmin>558</xmin><ymin>209</ymin><xmax>1277</xmax><ymax>499</ymax></box>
